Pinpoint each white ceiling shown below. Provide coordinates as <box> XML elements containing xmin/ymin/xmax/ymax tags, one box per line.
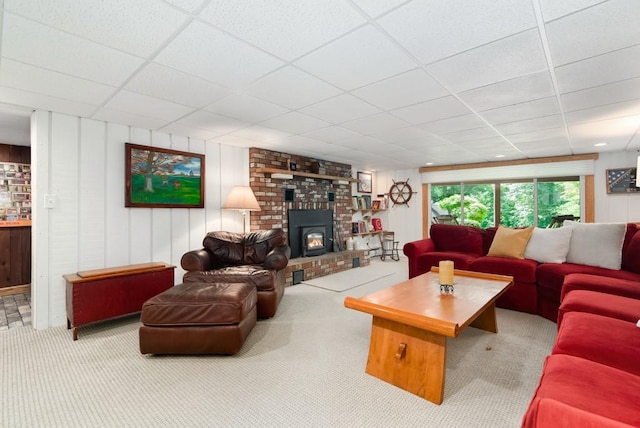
<box><xmin>1</xmin><ymin>0</ymin><xmax>639</xmax><ymax>170</ymax></box>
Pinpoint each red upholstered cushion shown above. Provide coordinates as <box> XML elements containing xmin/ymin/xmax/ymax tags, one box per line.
<box><xmin>537</xmin><ymin>262</ymin><xmax>640</xmax><ymax>293</ymax></box>
<box><xmin>526</xmin><ymin>354</ymin><xmax>640</xmax><ymax>427</ymax></box>
<box><xmin>561</xmin><ymin>273</ymin><xmax>640</xmax><ymax>302</ymax></box>
<box><xmin>430</xmin><ymin>224</ymin><xmax>484</xmax><ymax>255</ymax></box>
<box><xmin>523</xmin><ymin>397</ymin><xmax>635</xmax><ymax>428</ymax></box>
<box><xmin>553</xmin><ymin>312</ymin><xmax>640</xmax><ymax>376</ymax></box>
<box><xmin>417</xmin><ymin>251</ymin><xmax>481</xmax><ymax>271</ymax></box>
<box><xmin>558</xmin><ymin>289</ymin><xmax>640</xmax><ymax>325</ymax></box>
<box><xmin>622</xmin><ymin>230</ymin><xmax>640</xmax><ymax>274</ymax></box>
<box><xmin>469</xmin><ymin>256</ymin><xmax>538</xmax><ymax>283</ymax></box>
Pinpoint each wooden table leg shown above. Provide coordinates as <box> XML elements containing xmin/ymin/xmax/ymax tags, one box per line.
<box><xmin>470</xmin><ymin>303</ymin><xmax>498</xmax><ymax>333</ymax></box>
<box><xmin>365</xmin><ymin>316</ymin><xmax>447</xmax><ymax>404</ymax></box>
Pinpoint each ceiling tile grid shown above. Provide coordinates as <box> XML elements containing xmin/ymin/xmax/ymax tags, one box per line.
<box><xmin>0</xmin><ymin>0</ymin><xmax>639</xmax><ymax>170</ymax></box>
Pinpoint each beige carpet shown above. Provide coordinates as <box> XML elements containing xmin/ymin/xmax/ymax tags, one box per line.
<box><xmin>0</xmin><ymin>260</ymin><xmax>557</xmax><ymax>427</ymax></box>
<box><xmin>301</xmin><ymin>260</ymin><xmax>399</xmax><ymax>291</ymax></box>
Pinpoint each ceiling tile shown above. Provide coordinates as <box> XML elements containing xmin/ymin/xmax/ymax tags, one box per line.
<box><xmin>538</xmin><ymin>0</ymin><xmax>606</xmax><ymax>22</ymax></box>
<box><xmin>565</xmin><ymin>100</ymin><xmax>640</xmax><ymax>126</ymax></box>
<box><xmin>0</xmin><ymin>59</ymin><xmax>114</xmax><ymax>105</ymax></box>
<box><xmin>4</xmin><ymin>0</ymin><xmax>189</xmax><ymax>57</ymax></box>
<box><xmin>104</xmin><ymin>90</ymin><xmax>195</xmax><ymax>121</ymax></box>
<box><xmin>426</xmin><ymin>29</ymin><xmax>547</xmax><ymax>93</ymax></box>
<box><xmin>369</xmin><ymin>126</ymin><xmax>435</xmax><ymax>144</ymax></box>
<box><xmin>341</xmin><ymin>112</ymin><xmax>410</xmax><ymax>135</ymax></box>
<box><xmin>175</xmin><ymin>110</ymin><xmax>249</xmax><ymax>134</ymax></box>
<box><xmin>159</xmin><ymin>122</ymin><xmax>221</xmax><ymax>140</ymax></box>
<box><xmin>210</xmin><ymin>134</ymin><xmax>266</xmax><ymax>148</ymax></box>
<box><xmin>391</xmin><ymin>96</ymin><xmax>470</xmax><ymax>125</ymax></box>
<box><xmin>505</xmin><ymin>127</ymin><xmax>567</xmax><ymax>143</ymax></box>
<box><xmin>555</xmin><ymin>44</ymin><xmax>640</xmax><ymax>94</ymax></box>
<box><xmin>0</xmin><ymin>86</ymin><xmax>97</xmax><ymax>118</ymax></box>
<box><xmin>351</xmin><ymin>0</ymin><xmax>407</xmax><ymax>17</ymax></box>
<box><xmin>228</xmin><ymin>125</ymin><xmax>292</xmax><ymax>143</ymax></box>
<box><xmin>459</xmin><ymin>71</ymin><xmax>555</xmax><ymax>111</ymax></box>
<box><xmin>2</xmin><ymin>14</ymin><xmax>144</xmax><ymax>86</ymax></box>
<box><xmin>127</xmin><ymin>63</ymin><xmax>231</xmax><ymax>108</ymax></box>
<box><xmin>295</xmin><ymin>25</ymin><xmax>416</xmax><ymax>90</ymax></box>
<box><xmin>259</xmin><ymin>112</ymin><xmax>331</xmax><ymax>134</ymax></box>
<box><xmin>164</xmin><ymin>0</ymin><xmax>207</xmax><ymax>13</ymax></box>
<box><xmin>301</xmin><ymin>126</ymin><xmax>364</xmax><ymax>143</ymax></box>
<box><xmin>155</xmin><ymin>21</ymin><xmax>284</xmax><ymax>89</ymax></box>
<box><xmin>379</xmin><ymin>0</ymin><xmax>536</xmax><ymax>64</ymax></box>
<box><xmin>92</xmin><ymin>107</ymin><xmax>168</xmax><ymax>130</ymax></box>
<box><xmin>561</xmin><ymin>77</ymin><xmax>640</xmax><ymax>111</ymax></box>
<box><xmin>299</xmin><ymin>94</ymin><xmax>381</xmax><ymax>124</ymax></box>
<box><xmin>420</xmin><ymin>114</ymin><xmax>488</xmax><ymax>135</ymax></box>
<box><xmin>352</xmin><ymin>68</ymin><xmax>449</xmax><ymax>110</ymax></box>
<box><xmin>480</xmin><ymin>97</ymin><xmax>560</xmax><ymax>124</ymax></box>
<box><xmin>494</xmin><ymin>114</ymin><xmax>565</xmax><ymax>135</ymax></box>
<box><xmin>545</xmin><ymin>0</ymin><xmax>640</xmax><ymax>66</ymax></box>
<box><xmin>204</xmin><ymin>93</ymin><xmax>288</xmax><ymax>123</ymax></box>
<box><xmin>245</xmin><ymin>66</ymin><xmax>342</xmax><ymax>109</ymax></box>
<box><xmin>198</xmin><ymin>0</ymin><xmax>365</xmax><ymax>61</ymax></box>
<box><xmin>444</xmin><ymin>127</ymin><xmax>501</xmax><ymax>143</ymax></box>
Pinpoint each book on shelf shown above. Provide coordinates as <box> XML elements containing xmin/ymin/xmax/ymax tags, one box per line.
<box><xmin>372</xmin><ymin>218</ymin><xmax>383</xmax><ymax>231</ymax></box>
<box><xmin>371</xmin><ymin>200</ymin><xmax>381</xmax><ymax>210</ymax></box>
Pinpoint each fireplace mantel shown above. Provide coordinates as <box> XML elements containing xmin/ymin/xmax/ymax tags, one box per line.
<box><xmin>256</xmin><ymin>167</ymin><xmax>358</xmax><ymax>183</ymax></box>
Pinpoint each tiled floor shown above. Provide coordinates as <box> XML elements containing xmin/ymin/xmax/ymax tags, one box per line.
<box><xmin>0</xmin><ymin>293</ymin><xmax>31</xmax><ymax>331</ymax></box>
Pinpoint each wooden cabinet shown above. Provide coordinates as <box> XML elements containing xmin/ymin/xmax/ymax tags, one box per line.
<box><xmin>0</xmin><ymin>226</ymin><xmax>31</xmax><ymax>287</ymax></box>
<box><xmin>64</xmin><ymin>262</ymin><xmax>175</xmax><ymax>340</ymax></box>
<box><xmin>0</xmin><ymin>144</ymin><xmax>31</xmax><ymax>289</ymax></box>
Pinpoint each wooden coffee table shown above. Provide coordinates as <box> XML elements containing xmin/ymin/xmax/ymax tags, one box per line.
<box><xmin>344</xmin><ymin>268</ymin><xmax>513</xmax><ymax>405</ymax></box>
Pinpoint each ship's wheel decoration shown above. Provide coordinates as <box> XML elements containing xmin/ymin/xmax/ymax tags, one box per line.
<box><xmin>387</xmin><ymin>179</ymin><xmax>416</xmax><ymax>207</ymax></box>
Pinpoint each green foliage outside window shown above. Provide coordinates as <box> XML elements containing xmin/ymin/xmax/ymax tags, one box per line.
<box><xmin>431</xmin><ymin>179</ymin><xmax>580</xmax><ymax>229</ymax></box>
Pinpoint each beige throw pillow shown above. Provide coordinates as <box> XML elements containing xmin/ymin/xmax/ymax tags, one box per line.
<box><xmin>488</xmin><ymin>226</ymin><xmax>534</xmax><ymax>259</ymax></box>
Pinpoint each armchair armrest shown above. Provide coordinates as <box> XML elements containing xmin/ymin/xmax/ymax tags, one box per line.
<box><xmin>264</xmin><ymin>245</ymin><xmax>291</xmax><ymax>271</ymax></box>
<box><xmin>181</xmin><ymin>249</ymin><xmax>215</xmax><ymax>272</ymax></box>
<box><xmin>403</xmin><ymin>238</ymin><xmax>436</xmax><ymax>279</ymax></box>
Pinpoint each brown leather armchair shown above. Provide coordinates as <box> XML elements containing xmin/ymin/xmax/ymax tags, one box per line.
<box><xmin>180</xmin><ymin>228</ymin><xmax>291</xmax><ymax>319</ymax></box>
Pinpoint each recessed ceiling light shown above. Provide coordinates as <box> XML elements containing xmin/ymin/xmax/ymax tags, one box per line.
<box><xmin>594</xmin><ymin>142</ymin><xmax>607</xmax><ymax>147</ymax></box>
<box><xmin>425</xmin><ymin>162</ymin><xmax>434</xmax><ymax>165</ymax></box>
<box><xmin>495</xmin><ymin>154</ymin><xmax>505</xmax><ymax>158</ymax></box>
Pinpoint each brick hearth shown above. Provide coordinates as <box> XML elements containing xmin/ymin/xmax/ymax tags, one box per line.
<box><xmin>284</xmin><ymin>250</ymin><xmax>370</xmax><ymax>286</ymax></box>
<box><xmin>249</xmin><ymin>148</ymin><xmax>363</xmax><ymax>285</ymax></box>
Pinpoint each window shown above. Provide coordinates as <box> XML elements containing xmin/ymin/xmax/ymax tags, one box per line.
<box><xmin>431</xmin><ymin>177</ymin><xmax>580</xmax><ymax>228</ymax></box>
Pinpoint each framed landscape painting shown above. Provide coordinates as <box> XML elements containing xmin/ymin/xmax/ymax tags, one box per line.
<box><xmin>125</xmin><ymin>143</ymin><xmax>205</xmax><ymax>208</ymax></box>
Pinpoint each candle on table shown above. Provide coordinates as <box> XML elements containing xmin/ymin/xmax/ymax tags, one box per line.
<box><xmin>439</xmin><ymin>260</ymin><xmax>454</xmax><ymax>286</ymax></box>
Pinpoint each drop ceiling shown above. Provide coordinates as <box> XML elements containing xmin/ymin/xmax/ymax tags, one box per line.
<box><xmin>0</xmin><ymin>0</ymin><xmax>639</xmax><ymax>170</ymax></box>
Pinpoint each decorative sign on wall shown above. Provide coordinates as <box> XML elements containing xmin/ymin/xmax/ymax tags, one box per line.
<box><xmin>125</xmin><ymin>143</ymin><xmax>205</xmax><ymax>208</ymax></box>
<box><xmin>606</xmin><ymin>168</ymin><xmax>638</xmax><ymax>194</ymax></box>
<box><xmin>0</xmin><ymin>162</ymin><xmax>31</xmax><ymax>225</ymax></box>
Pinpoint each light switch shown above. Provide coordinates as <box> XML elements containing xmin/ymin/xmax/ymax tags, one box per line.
<box><xmin>44</xmin><ymin>194</ymin><xmax>57</xmax><ymax>209</ymax></box>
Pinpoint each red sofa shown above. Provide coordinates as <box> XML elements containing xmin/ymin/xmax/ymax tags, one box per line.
<box><xmin>522</xmin><ymin>274</ymin><xmax>640</xmax><ymax>427</ymax></box>
<box><xmin>402</xmin><ymin>223</ymin><xmax>640</xmax><ymax>322</ymax></box>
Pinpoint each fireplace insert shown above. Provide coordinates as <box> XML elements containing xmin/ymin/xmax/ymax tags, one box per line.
<box><xmin>288</xmin><ymin>209</ymin><xmax>334</xmax><ymax>258</ymax></box>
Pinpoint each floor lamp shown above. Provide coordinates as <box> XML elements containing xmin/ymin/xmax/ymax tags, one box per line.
<box><xmin>222</xmin><ymin>186</ymin><xmax>261</xmax><ymax>234</ymax></box>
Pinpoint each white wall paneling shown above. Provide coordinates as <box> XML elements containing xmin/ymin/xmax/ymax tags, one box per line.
<box><xmin>594</xmin><ymin>151</ymin><xmax>640</xmax><ymax>223</ymax></box>
<box><xmin>30</xmin><ymin>110</ymin><xmax>249</xmax><ymax>329</ymax></box>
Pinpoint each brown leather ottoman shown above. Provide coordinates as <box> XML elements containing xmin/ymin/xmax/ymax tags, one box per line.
<box><xmin>139</xmin><ymin>282</ymin><xmax>257</xmax><ymax>355</ymax></box>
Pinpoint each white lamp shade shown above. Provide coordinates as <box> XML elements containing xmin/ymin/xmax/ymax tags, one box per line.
<box><xmin>222</xmin><ymin>186</ymin><xmax>261</xmax><ymax>211</ymax></box>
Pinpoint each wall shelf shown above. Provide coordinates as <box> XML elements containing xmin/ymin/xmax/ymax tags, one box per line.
<box><xmin>256</xmin><ymin>167</ymin><xmax>358</xmax><ymax>183</ymax></box>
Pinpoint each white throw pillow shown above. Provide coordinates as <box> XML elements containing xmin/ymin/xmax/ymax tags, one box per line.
<box><xmin>524</xmin><ymin>227</ymin><xmax>573</xmax><ymax>263</ymax></box>
<box><xmin>563</xmin><ymin>220</ymin><xmax>626</xmax><ymax>270</ymax></box>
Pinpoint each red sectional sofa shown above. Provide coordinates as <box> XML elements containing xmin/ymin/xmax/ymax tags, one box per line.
<box><xmin>402</xmin><ymin>222</ymin><xmax>640</xmax><ymax>321</ymax></box>
<box><xmin>403</xmin><ymin>222</ymin><xmax>640</xmax><ymax>426</ymax></box>
<box><xmin>522</xmin><ymin>274</ymin><xmax>640</xmax><ymax>427</ymax></box>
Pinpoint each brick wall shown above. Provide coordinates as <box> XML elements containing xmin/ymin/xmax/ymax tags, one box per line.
<box><xmin>249</xmin><ymin>148</ymin><xmax>353</xmax><ymax>248</ymax></box>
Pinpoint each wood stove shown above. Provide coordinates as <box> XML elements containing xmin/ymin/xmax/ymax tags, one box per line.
<box><xmin>288</xmin><ymin>209</ymin><xmax>333</xmax><ymax>259</ymax></box>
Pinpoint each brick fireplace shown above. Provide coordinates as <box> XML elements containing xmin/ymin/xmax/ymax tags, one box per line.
<box><xmin>249</xmin><ymin>148</ymin><xmax>370</xmax><ymax>285</ymax></box>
